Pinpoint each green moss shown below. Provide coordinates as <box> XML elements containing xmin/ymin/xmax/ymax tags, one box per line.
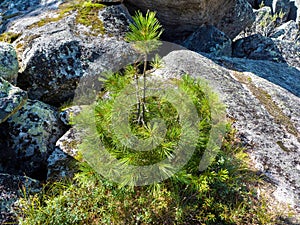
<box><xmin>75</xmin><ymin>1</ymin><xmax>105</xmax><ymax>35</ymax></box>
<box><xmin>0</xmin><ymin>32</ymin><xmax>21</xmax><ymax>43</ymax></box>
<box><xmin>276</xmin><ymin>141</ymin><xmax>290</xmax><ymax>153</ymax></box>
<box><xmin>28</xmin><ymin>0</ymin><xmax>105</xmax><ymax>36</ymax></box>
<box><xmin>61</xmin><ymin>139</ymin><xmax>81</xmax><ymax>154</ymax></box>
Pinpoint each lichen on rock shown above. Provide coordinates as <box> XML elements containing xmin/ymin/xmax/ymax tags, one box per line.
<box><xmin>0</xmin><ymin>77</ymin><xmax>27</xmax><ymax>124</ymax></box>
<box><xmin>0</xmin><ymin>100</ymin><xmax>66</xmax><ymax>180</ymax></box>
<box><xmin>0</xmin><ymin>42</ymin><xmax>19</xmax><ymax>83</ymax></box>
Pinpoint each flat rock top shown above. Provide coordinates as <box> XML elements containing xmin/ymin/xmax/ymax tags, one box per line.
<box><xmin>157</xmin><ymin>50</ymin><xmax>300</xmax><ymax>210</ymax></box>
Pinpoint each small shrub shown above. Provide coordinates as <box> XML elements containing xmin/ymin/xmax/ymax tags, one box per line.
<box><xmin>15</xmin><ymin>72</ymin><xmax>274</xmax><ymax>225</ymax></box>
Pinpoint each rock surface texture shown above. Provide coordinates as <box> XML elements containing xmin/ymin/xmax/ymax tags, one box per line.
<box><xmin>0</xmin><ymin>78</ymin><xmax>27</xmax><ymax>124</ymax></box>
<box><xmin>47</xmin><ymin>127</ymin><xmax>82</xmax><ymax>181</ymax></box>
<box><xmin>12</xmin><ymin>4</ymin><xmax>136</xmax><ymax>105</ymax></box>
<box><xmin>183</xmin><ymin>25</ymin><xmax>232</xmax><ymax>57</ymax></box>
<box><xmin>232</xmin><ymin>33</ymin><xmax>300</xmax><ymax>69</ymax></box>
<box><xmin>0</xmin><ymin>42</ymin><xmax>19</xmax><ymax>82</ymax></box>
<box><xmin>0</xmin><ymin>100</ymin><xmax>66</xmax><ymax>180</ymax></box>
<box><xmin>216</xmin><ymin>0</ymin><xmax>255</xmax><ymax>39</ymax></box>
<box><xmin>0</xmin><ymin>173</ymin><xmax>40</xmax><ymax>224</ymax></box>
<box><xmin>155</xmin><ymin>50</ymin><xmax>300</xmax><ymax>211</ymax></box>
<box><xmin>124</xmin><ymin>0</ymin><xmax>254</xmax><ymax>41</ymax></box>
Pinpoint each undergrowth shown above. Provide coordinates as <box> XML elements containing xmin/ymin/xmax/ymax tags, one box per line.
<box><xmin>14</xmin><ymin>72</ymin><xmax>276</xmax><ymax>225</ymax></box>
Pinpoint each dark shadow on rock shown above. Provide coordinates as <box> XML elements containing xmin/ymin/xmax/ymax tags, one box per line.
<box><xmin>288</xmin><ymin>1</ymin><xmax>298</xmax><ymax>21</ymax></box>
<box><xmin>208</xmin><ymin>34</ymin><xmax>300</xmax><ymax>97</ymax></box>
<box><xmin>0</xmin><ymin>121</ymin><xmax>49</xmax><ymax>181</ymax></box>
<box><xmin>210</xmin><ymin>56</ymin><xmax>300</xmax><ymax>97</ymax></box>
<box><xmin>232</xmin><ymin>34</ymin><xmax>286</xmax><ymax>63</ymax></box>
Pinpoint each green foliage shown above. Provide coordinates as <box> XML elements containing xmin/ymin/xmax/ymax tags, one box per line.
<box><xmin>150</xmin><ymin>54</ymin><xmax>164</xmax><ymax>69</ymax></box>
<box><xmin>13</xmin><ymin>8</ymin><xmax>284</xmax><ymax>225</ymax></box>
<box><xmin>125</xmin><ymin>10</ymin><xmax>164</xmax><ymax>124</ymax></box>
<box><xmin>15</xmin><ymin>71</ymin><xmax>277</xmax><ymax>224</ymax></box>
<box><xmin>125</xmin><ymin>10</ymin><xmax>163</xmax><ymax>54</ymax></box>
<box><xmin>259</xmin><ymin>1</ymin><xmax>265</xmax><ymax>8</ymax></box>
<box><xmin>93</xmin><ymin>73</ymin><xmax>211</xmax><ymax>170</ymax></box>
<box><xmin>258</xmin><ymin>8</ymin><xmax>286</xmax><ymax>36</ymax></box>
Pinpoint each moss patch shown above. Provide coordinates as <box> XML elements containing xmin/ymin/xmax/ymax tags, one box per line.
<box><xmin>0</xmin><ymin>32</ymin><xmax>22</xmax><ymax>43</ymax></box>
<box><xmin>28</xmin><ymin>0</ymin><xmax>105</xmax><ymax>36</ymax></box>
<box><xmin>75</xmin><ymin>1</ymin><xmax>105</xmax><ymax>35</ymax></box>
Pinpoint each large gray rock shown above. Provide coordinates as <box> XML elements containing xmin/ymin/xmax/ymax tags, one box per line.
<box><xmin>232</xmin><ymin>34</ymin><xmax>285</xmax><ymax>62</ymax></box>
<box><xmin>233</xmin><ymin>34</ymin><xmax>300</xmax><ymax>69</ymax></box>
<box><xmin>10</xmin><ymin>4</ymin><xmax>137</xmax><ymax>106</ymax></box>
<box><xmin>0</xmin><ymin>42</ymin><xmax>19</xmax><ymax>83</ymax></box>
<box><xmin>155</xmin><ymin>50</ymin><xmax>300</xmax><ymax>210</ymax></box>
<box><xmin>0</xmin><ymin>173</ymin><xmax>40</xmax><ymax>225</ymax></box>
<box><xmin>273</xmin><ymin>39</ymin><xmax>300</xmax><ymax>69</ymax></box>
<box><xmin>212</xmin><ymin>56</ymin><xmax>300</xmax><ymax>97</ymax></box>
<box><xmin>0</xmin><ymin>0</ymin><xmax>63</xmax><ymax>33</ymax></box>
<box><xmin>183</xmin><ymin>25</ymin><xmax>232</xmax><ymax>57</ymax></box>
<box><xmin>124</xmin><ymin>0</ymin><xmax>253</xmax><ymax>41</ymax></box>
<box><xmin>0</xmin><ymin>78</ymin><xmax>27</xmax><ymax>124</ymax></box>
<box><xmin>270</xmin><ymin>20</ymin><xmax>300</xmax><ymax>42</ymax></box>
<box><xmin>216</xmin><ymin>0</ymin><xmax>255</xmax><ymax>39</ymax></box>
<box><xmin>0</xmin><ymin>100</ymin><xmax>66</xmax><ymax>180</ymax></box>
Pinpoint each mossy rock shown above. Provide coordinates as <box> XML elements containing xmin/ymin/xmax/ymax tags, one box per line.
<box><xmin>28</xmin><ymin>0</ymin><xmax>106</xmax><ymax>36</ymax></box>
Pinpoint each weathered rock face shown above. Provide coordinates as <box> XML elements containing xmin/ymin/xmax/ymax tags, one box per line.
<box><xmin>155</xmin><ymin>50</ymin><xmax>300</xmax><ymax>210</ymax></box>
<box><xmin>232</xmin><ymin>34</ymin><xmax>300</xmax><ymax>69</ymax></box>
<box><xmin>233</xmin><ymin>34</ymin><xmax>300</xmax><ymax>69</ymax></box>
<box><xmin>59</xmin><ymin>105</ymin><xmax>83</xmax><ymax>125</ymax></box>
<box><xmin>216</xmin><ymin>0</ymin><xmax>255</xmax><ymax>39</ymax></box>
<box><xmin>0</xmin><ymin>0</ymin><xmax>63</xmax><ymax>33</ymax></box>
<box><xmin>124</xmin><ymin>0</ymin><xmax>239</xmax><ymax>41</ymax></box>
<box><xmin>11</xmin><ymin>4</ymin><xmax>137</xmax><ymax>106</ymax></box>
<box><xmin>0</xmin><ymin>78</ymin><xmax>27</xmax><ymax>124</ymax></box>
<box><xmin>0</xmin><ymin>100</ymin><xmax>66</xmax><ymax>180</ymax></box>
<box><xmin>183</xmin><ymin>25</ymin><xmax>232</xmax><ymax>57</ymax></box>
<box><xmin>270</xmin><ymin>20</ymin><xmax>300</xmax><ymax>41</ymax></box>
<box><xmin>47</xmin><ymin>127</ymin><xmax>81</xmax><ymax>181</ymax></box>
<box><xmin>0</xmin><ymin>173</ymin><xmax>40</xmax><ymax>224</ymax></box>
<box><xmin>256</xmin><ymin>0</ymin><xmax>300</xmax><ymax>22</ymax></box>
<box><xmin>241</xmin><ymin>4</ymin><xmax>300</xmax><ymax>39</ymax></box>
<box><xmin>211</xmin><ymin>56</ymin><xmax>300</xmax><ymax>98</ymax></box>
<box><xmin>0</xmin><ymin>42</ymin><xmax>19</xmax><ymax>83</ymax></box>
<box><xmin>233</xmin><ymin>34</ymin><xmax>285</xmax><ymax>62</ymax></box>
